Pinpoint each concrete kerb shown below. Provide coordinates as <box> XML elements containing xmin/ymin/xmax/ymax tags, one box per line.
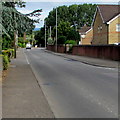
<box><xmin>44</xmin><ymin>49</ymin><xmax>118</xmax><ymax>69</ymax></box>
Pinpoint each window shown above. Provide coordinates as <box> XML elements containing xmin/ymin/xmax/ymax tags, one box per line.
<box><xmin>98</xmin><ymin>25</ymin><xmax>102</xmax><ymax>33</ymax></box>
<box><xmin>116</xmin><ymin>24</ymin><xmax>120</xmax><ymax>32</ymax></box>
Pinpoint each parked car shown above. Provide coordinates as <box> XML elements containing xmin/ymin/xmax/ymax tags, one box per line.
<box><xmin>26</xmin><ymin>43</ymin><xmax>31</xmax><ymax>49</ymax></box>
<box><xmin>114</xmin><ymin>42</ymin><xmax>120</xmax><ymax>45</ymax></box>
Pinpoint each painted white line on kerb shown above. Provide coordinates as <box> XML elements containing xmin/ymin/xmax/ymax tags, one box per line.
<box><xmin>23</xmin><ymin>49</ymin><xmax>30</xmax><ymax>64</ymax></box>
<box><xmin>95</xmin><ymin>66</ymin><xmax>117</xmax><ymax>71</ymax></box>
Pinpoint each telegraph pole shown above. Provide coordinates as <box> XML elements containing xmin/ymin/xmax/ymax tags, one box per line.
<box><xmin>56</xmin><ymin>8</ymin><xmax>57</xmax><ymax>52</ymax></box>
<box><xmin>13</xmin><ymin>0</ymin><xmax>16</xmax><ymax>58</ymax></box>
<box><xmin>50</xmin><ymin>26</ymin><xmax>51</xmax><ymax>38</ymax></box>
<box><xmin>44</xmin><ymin>20</ymin><xmax>46</xmax><ymax>49</ymax></box>
<box><xmin>13</xmin><ymin>0</ymin><xmax>18</xmax><ymax>58</ymax></box>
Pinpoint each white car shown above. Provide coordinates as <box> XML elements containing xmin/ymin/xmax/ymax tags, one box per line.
<box><xmin>114</xmin><ymin>42</ymin><xmax>120</xmax><ymax>45</ymax></box>
<box><xmin>26</xmin><ymin>43</ymin><xmax>31</xmax><ymax>49</ymax></box>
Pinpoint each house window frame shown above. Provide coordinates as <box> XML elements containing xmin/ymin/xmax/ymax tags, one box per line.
<box><xmin>116</xmin><ymin>24</ymin><xmax>120</xmax><ymax>32</ymax></box>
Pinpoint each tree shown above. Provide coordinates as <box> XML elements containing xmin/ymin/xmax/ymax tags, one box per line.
<box><xmin>57</xmin><ymin>21</ymin><xmax>71</xmax><ymax>36</ymax></box>
<box><xmin>34</xmin><ymin>27</ymin><xmax>45</xmax><ymax>47</ymax></box>
<box><xmin>43</xmin><ymin>4</ymin><xmax>96</xmax><ymax>44</ymax></box>
<box><xmin>1</xmin><ymin>1</ymin><xmax>42</xmax><ymax>49</ymax></box>
<box><xmin>57</xmin><ymin>36</ymin><xmax>66</xmax><ymax>44</ymax></box>
<box><xmin>45</xmin><ymin>4</ymin><xmax>96</xmax><ymax>28</ymax></box>
<box><xmin>67</xmin><ymin>28</ymin><xmax>80</xmax><ymax>43</ymax></box>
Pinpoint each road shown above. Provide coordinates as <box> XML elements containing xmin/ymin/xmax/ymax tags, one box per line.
<box><xmin>24</xmin><ymin>48</ymin><xmax>118</xmax><ymax>118</ymax></box>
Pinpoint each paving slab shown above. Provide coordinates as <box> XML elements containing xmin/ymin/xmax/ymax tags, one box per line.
<box><xmin>2</xmin><ymin>49</ymin><xmax>54</xmax><ymax>118</ymax></box>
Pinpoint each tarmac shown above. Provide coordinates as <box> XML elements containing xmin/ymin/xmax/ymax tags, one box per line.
<box><xmin>45</xmin><ymin>49</ymin><xmax>119</xmax><ymax>68</ymax></box>
<box><xmin>2</xmin><ymin>48</ymin><xmax>119</xmax><ymax>118</ymax></box>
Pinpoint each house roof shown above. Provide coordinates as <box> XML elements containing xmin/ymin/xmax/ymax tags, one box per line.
<box><xmin>79</xmin><ymin>25</ymin><xmax>91</xmax><ymax>34</ymax></box>
<box><xmin>98</xmin><ymin>5</ymin><xmax>120</xmax><ymax>23</ymax></box>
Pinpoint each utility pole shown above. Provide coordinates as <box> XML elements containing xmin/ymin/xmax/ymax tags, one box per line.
<box><xmin>44</xmin><ymin>20</ymin><xmax>46</xmax><ymax>49</ymax></box>
<box><xmin>56</xmin><ymin>8</ymin><xmax>57</xmax><ymax>52</ymax></box>
<box><xmin>13</xmin><ymin>0</ymin><xmax>18</xmax><ymax>58</ymax></box>
<box><xmin>50</xmin><ymin>26</ymin><xmax>51</xmax><ymax>38</ymax></box>
<box><xmin>14</xmin><ymin>11</ymin><xmax>17</xmax><ymax>58</ymax></box>
<box><xmin>0</xmin><ymin>2</ymin><xmax>2</xmax><ymax>119</ymax></box>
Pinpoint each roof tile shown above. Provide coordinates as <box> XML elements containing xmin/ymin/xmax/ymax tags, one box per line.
<box><xmin>98</xmin><ymin>5</ymin><xmax>120</xmax><ymax>23</ymax></box>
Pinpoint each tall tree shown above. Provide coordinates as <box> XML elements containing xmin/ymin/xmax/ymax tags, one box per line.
<box><xmin>44</xmin><ymin>3</ymin><xmax>96</xmax><ymax>44</ymax></box>
<box><xmin>2</xmin><ymin>1</ymin><xmax>42</xmax><ymax>49</ymax></box>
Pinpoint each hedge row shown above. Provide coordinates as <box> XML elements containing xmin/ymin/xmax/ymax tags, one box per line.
<box><xmin>2</xmin><ymin>49</ymin><xmax>14</xmax><ymax>70</ymax></box>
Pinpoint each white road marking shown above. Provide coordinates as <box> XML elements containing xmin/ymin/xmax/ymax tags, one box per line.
<box><xmin>23</xmin><ymin>49</ymin><xmax>30</xmax><ymax>64</ymax></box>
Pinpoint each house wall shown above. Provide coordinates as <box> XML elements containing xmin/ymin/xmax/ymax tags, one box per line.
<box><xmin>108</xmin><ymin>16</ymin><xmax>120</xmax><ymax>44</ymax></box>
<box><xmin>81</xmin><ymin>29</ymin><xmax>93</xmax><ymax>45</ymax></box>
<box><xmin>92</xmin><ymin>9</ymin><xmax>108</xmax><ymax>44</ymax></box>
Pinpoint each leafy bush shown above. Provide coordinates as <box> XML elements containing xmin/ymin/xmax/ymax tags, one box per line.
<box><xmin>65</xmin><ymin>40</ymin><xmax>77</xmax><ymax>53</ymax></box>
<box><xmin>57</xmin><ymin>36</ymin><xmax>66</xmax><ymax>44</ymax></box>
<box><xmin>3</xmin><ymin>55</ymin><xmax>9</xmax><ymax>70</ymax></box>
<box><xmin>47</xmin><ymin>37</ymin><xmax>54</xmax><ymax>45</ymax></box>
<box><xmin>2</xmin><ymin>49</ymin><xmax>14</xmax><ymax>70</ymax></box>
<box><xmin>65</xmin><ymin>40</ymin><xmax>77</xmax><ymax>45</ymax></box>
<box><xmin>2</xmin><ymin>49</ymin><xmax>14</xmax><ymax>62</ymax></box>
<box><xmin>18</xmin><ymin>43</ymin><xmax>26</xmax><ymax>48</ymax></box>
<box><xmin>22</xmin><ymin>43</ymin><xmax>26</xmax><ymax>48</ymax></box>
<box><xmin>2</xmin><ymin>36</ymin><xmax>13</xmax><ymax>50</ymax></box>
<box><xmin>9</xmin><ymin>49</ymin><xmax>14</xmax><ymax>58</ymax></box>
<box><xmin>18</xmin><ymin>43</ymin><xmax>22</xmax><ymax>47</ymax></box>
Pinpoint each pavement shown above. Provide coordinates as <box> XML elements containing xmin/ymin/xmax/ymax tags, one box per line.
<box><xmin>2</xmin><ymin>49</ymin><xmax>54</xmax><ymax>118</ymax></box>
<box><xmin>44</xmin><ymin>49</ymin><xmax>119</xmax><ymax>68</ymax></box>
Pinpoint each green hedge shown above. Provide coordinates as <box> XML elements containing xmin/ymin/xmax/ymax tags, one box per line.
<box><xmin>18</xmin><ymin>43</ymin><xmax>26</xmax><ymax>48</ymax></box>
<box><xmin>2</xmin><ymin>49</ymin><xmax>14</xmax><ymax>70</ymax></box>
<box><xmin>3</xmin><ymin>55</ymin><xmax>9</xmax><ymax>70</ymax></box>
<box><xmin>65</xmin><ymin>40</ymin><xmax>77</xmax><ymax>45</ymax></box>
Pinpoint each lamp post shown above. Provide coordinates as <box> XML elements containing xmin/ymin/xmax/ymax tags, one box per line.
<box><xmin>55</xmin><ymin>7</ymin><xmax>57</xmax><ymax>52</ymax></box>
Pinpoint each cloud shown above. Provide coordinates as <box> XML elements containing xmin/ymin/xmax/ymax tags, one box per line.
<box><xmin>17</xmin><ymin>9</ymin><xmax>33</xmax><ymax>14</ymax></box>
<box><xmin>17</xmin><ymin>1</ymin><xmax>119</xmax><ymax>28</ymax></box>
<box><xmin>17</xmin><ymin>8</ymin><xmax>48</xmax><ymax>28</ymax></box>
<box><xmin>24</xmin><ymin>0</ymin><xmax>119</xmax><ymax>3</ymax></box>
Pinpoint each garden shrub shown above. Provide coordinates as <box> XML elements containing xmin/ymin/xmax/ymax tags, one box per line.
<box><xmin>65</xmin><ymin>40</ymin><xmax>77</xmax><ymax>45</ymax></box>
<box><xmin>2</xmin><ymin>49</ymin><xmax>14</xmax><ymax>70</ymax></box>
<box><xmin>65</xmin><ymin>40</ymin><xmax>77</xmax><ymax>53</ymax></box>
<box><xmin>47</xmin><ymin>37</ymin><xmax>54</xmax><ymax>45</ymax></box>
<box><xmin>3</xmin><ymin>55</ymin><xmax>9</xmax><ymax>70</ymax></box>
<box><xmin>57</xmin><ymin>36</ymin><xmax>66</xmax><ymax>44</ymax></box>
<box><xmin>18</xmin><ymin>43</ymin><xmax>26</xmax><ymax>48</ymax></box>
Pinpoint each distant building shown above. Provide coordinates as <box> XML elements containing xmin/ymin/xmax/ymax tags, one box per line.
<box><xmin>79</xmin><ymin>25</ymin><xmax>93</xmax><ymax>45</ymax></box>
<box><xmin>91</xmin><ymin>5</ymin><xmax>120</xmax><ymax>45</ymax></box>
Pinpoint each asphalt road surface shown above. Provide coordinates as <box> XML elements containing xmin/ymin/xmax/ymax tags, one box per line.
<box><xmin>24</xmin><ymin>48</ymin><xmax>118</xmax><ymax>118</ymax></box>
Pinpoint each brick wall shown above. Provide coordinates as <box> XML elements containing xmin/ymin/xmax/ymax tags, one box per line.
<box><xmin>47</xmin><ymin>45</ymin><xmax>65</xmax><ymax>53</ymax></box>
<box><xmin>47</xmin><ymin>45</ymin><xmax>120</xmax><ymax>60</ymax></box>
<box><xmin>72</xmin><ymin>45</ymin><xmax>120</xmax><ymax>60</ymax></box>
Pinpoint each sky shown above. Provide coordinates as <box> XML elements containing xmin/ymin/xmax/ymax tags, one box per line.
<box><xmin>17</xmin><ymin>0</ymin><xmax>119</xmax><ymax>28</ymax></box>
